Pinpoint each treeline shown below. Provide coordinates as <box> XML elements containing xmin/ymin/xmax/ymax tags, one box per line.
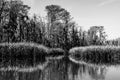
<box><xmin>105</xmin><ymin>38</ymin><xmax>120</xmax><ymax>46</ymax></box>
<box><xmin>0</xmin><ymin>0</ymin><xmax>107</xmax><ymax>51</ymax></box>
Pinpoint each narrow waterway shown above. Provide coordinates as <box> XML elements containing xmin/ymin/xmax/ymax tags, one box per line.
<box><xmin>0</xmin><ymin>57</ymin><xmax>120</xmax><ymax>80</ymax></box>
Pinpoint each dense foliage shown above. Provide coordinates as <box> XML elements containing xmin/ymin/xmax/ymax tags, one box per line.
<box><xmin>0</xmin><ymin>0</ymin><xmax>108</xmax><ymax>51</ymax></box>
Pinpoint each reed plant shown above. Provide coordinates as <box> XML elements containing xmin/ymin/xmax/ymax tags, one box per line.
<box><xmin>69</xmin><ymin>46</ymin><xmax>120</xmax><ymax>64</ymax></box>
<box><xmin>0</xmin><ymin>42</ymin><xmax>49</xmax><ymax>67</ymax></box>
<box><xmin>47</xmin><ymin>48</ymin><xmax>65</xmax><ymax>57</ymax></box>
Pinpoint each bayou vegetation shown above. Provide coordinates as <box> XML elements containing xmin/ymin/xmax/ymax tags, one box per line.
<box><xmin>69</xmin><ymin>46</ymin><xmax>120</xmax><ymax>64</ymax></box>
<box><xmin>0</xmin><ymin>42</ymin><xmax>66</xmax><ymax>67</ymax></box>
<box><xmin>0</xmin><ymin>42</ymin><xmax>48</xmax><ymax>67</ymax></box>
<box><xmin>0</xmin><ymin>0</ymin><xmax>120</xmax><ymax>66</ymax></box>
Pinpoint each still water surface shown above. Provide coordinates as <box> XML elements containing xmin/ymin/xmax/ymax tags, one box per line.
<box><xmin>0</xmin><ymin>57</ymin><xmax>120</xmax><ymax>80</ymax></box>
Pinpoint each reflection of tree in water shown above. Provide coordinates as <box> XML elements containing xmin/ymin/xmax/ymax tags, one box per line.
<box><xmin>0</xmin><ymin>58</ymin><xmax>107</xmax><ymax>80</ymax></box>
<box><xmin>18</xmin><ymin>70</ymin><xmax>43</xmax><ymax>80</ymax></box>
<box><xmin>68</xmin><ymin>61</ymin><xmax>107</xmax><ymax>80</ymax></box>
<box><xmin>0</xmin><ymin>58</ymin><xmax>69</xmax><ymax>80</ymax></box>
<box><xmin>68</xmin><ymin>61</ymin><xmax>87</xmax><ymax>80</ymax></box>
<box><xmin>42</xmin><ymin>57</ymin><xmax>69</xmax><ymax>80</ymax></box>
<box><xmin>88</xmin><ymin>66</ymin><xmax>107</xmax><ymax>80</ymax></box>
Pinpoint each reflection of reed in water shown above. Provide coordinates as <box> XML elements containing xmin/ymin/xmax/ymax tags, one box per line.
<box><xmin>0</xmin><ymin>57</ymin><xmax>69</xmax><ymax>80</ymax></box>
<box><xmin>68</xmin><ymin>61</ymin><xmax>107</xmax><ymax>80</ymax></box>
<box><xmin>18</xmin><ymin>70</ymin><xmax>42</xmax><ymax>80</ymax></box>
<box><xmin>0</xmin><ymin>70</ymin><xmax>42</xmax><ymax>80</ymax></box>
<box><xmin>0</xmin><ymin>57</ymin><xmax>108</xmax><ymax>80</ymax></box>
<box><xmin>0</xmin><ymin>60</ymin><xmax>48</xmax><ymax>80</ymax></box>
<box><xmin>0</xmin><ymin>71</ymin><xmax>20</xmax><ymax>80</ymax></box>
<box><xmin>0</xmin><ymin>56</ymin><xmax>46</xmax><ymax>70</ymax></box>
<box><xmin>0</xmin><ymin>60</ymin><xmax>48</xmax><ymax>72</ymax></box>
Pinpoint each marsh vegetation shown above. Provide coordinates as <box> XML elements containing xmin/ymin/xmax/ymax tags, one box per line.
<box><xmin>69</xmin><ymin>46</ymin><xmax>120</xmax><ymax>64</ymax></box>
<box><xmin>0</xmin><ymin>42</ymin><xmax>48</xmax><ymax>67</ymax></box>
<box><xmin>0</xmin><ymin>42</ymin><xmax>66</xmax><ymax>68</ymax></box>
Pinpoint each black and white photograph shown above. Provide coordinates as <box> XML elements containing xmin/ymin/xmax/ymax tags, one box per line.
<box><xmin>0</xmin><ymin>0</ymin><xmax>120</xmax><ymax>80</ymax></box>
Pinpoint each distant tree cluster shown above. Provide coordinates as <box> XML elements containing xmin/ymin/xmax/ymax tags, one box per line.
<box><xmin>0</xmin><ymin>0</ymin><xmax>107</xmax><ymax>51</ymax></box>
<box><xmin>105</xmin><ymin>39</ymin><xmax>120</xmax><ymax>46</ymax></box>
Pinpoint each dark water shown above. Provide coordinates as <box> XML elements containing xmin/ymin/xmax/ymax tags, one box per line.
<box><xmin>0</xmin><ymin>57</ymin><xmax>120</xmax><ymax>80</ymax></box>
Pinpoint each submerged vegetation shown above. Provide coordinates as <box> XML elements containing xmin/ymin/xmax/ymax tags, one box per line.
<box><xmin>69</xmin><ymin>46</ymin><xmax>120</xmax><ymax>64</ymax></box>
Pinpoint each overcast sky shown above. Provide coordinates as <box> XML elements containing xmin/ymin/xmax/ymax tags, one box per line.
<box><xmin>22</xmin><ymin>0</ymin><xmax>120</xmax><ymax>40</ymax></box>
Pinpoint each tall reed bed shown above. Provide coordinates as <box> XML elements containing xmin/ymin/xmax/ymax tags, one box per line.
<box><xmin>47</xmin><ymin>48</ymin><xmax>65</xmax><ymax>57</ymax></box>
<box><xmin>0</xmin><ymin>42</ymin><xmax>49</xmax><ymax>67</ymax></box>
<box><xmin>69</xmin><ymin>46</ymin><xmax>120</xmax><ymax>64</ymax></box>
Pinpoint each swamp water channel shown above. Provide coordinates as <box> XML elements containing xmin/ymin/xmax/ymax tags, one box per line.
<box><xmin>0</xmin><ymin>56</ymin><xmax>120</xmax><ymax>80</ymax></box>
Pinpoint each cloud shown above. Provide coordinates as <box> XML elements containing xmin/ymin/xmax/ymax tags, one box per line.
<box><xmin>98</xmin><ymin>0</ymin><xmax>118</xmax><ymax>6</ymax></box>
<box><xmin>22</xmin><ymin>0</ymin><xmax>34</xmax><ymax>6</ymax></box>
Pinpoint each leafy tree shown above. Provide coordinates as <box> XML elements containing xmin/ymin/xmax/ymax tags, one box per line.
<box><xmin>87</xmin><ymin>26</ymin><xmax>107</xmax><ymax>45</ymax></box>
<box><xmin>0</xmin><ymin>0</ymin><xmax>9</xmax><ymax>24</ymax></box>
<box><xmin>70</xmin><ymin>23</ymin><xmax>80</xmax><ymax>47</ymax></box>
<box><xmin>0</xmin><ymin>0</ymin><xmax>9</xmax><ymax>42</ymax></box>
<box><xmin>45</xmin><ymin>5</ymin><xmax>72</xmax><ymax>50</ymax></box>
<box><xmin>2</xmin><ymin>0</ymin><xmax>30</xmax><ymax>42</ymax></box>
